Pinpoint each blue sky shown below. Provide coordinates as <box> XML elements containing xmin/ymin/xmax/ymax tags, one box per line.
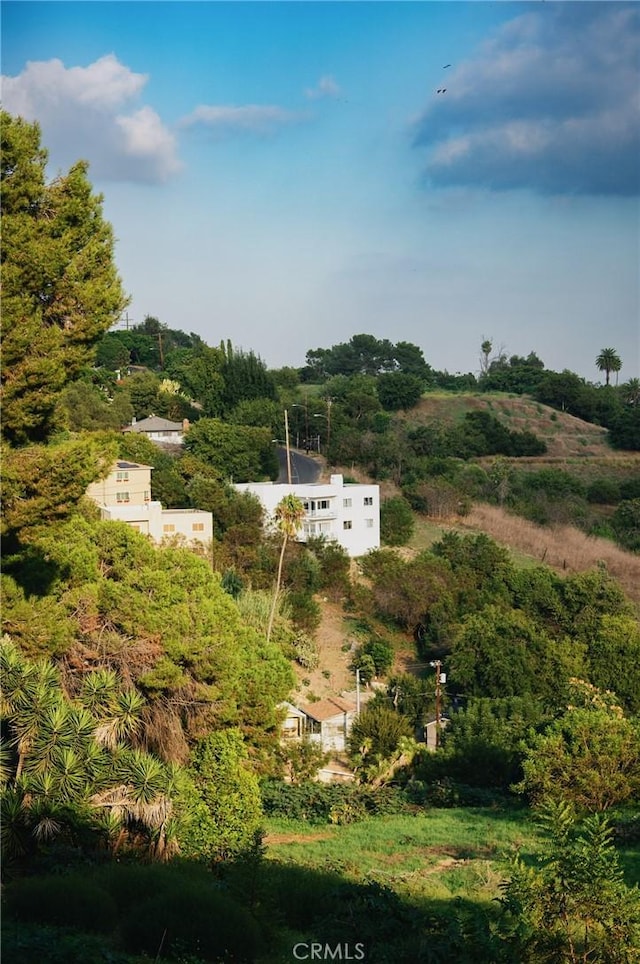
<box><xmin>2</xmin><ymin>1</ymin><xmax>639</xmax><ymax>381</ymax></box>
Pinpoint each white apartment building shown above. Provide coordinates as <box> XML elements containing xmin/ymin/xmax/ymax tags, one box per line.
<box><xmin>234</xmin><ymin>474</ymin><xmax>380</xmax><ymax>557</ymax></box>
<box><xmin>86</xmin><ymin>461</ymin><xmax>213</xmax><ymax>546</ymax></box>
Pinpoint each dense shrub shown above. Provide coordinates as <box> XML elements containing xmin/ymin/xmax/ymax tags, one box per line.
<box><xmin>120</xmin><ymin>881</ymin><xmax>261</xmax><ymax>961</ymax></box>
<box><xmin>1</xmin><ymin>921</ymin><xmax>133</xmax><ymax>964</ymax></box>
<box><xmin>351</xmin><ymin>638</ymin><xmax>395</xmax><ymax>680</ymax></box>
<box><xmin>586</xmin><ymin>478</ymin><xmax>621</xmax><ymax>504</ymax></box>
<box><xmin>5</xmin><ymin>874</ymin><xmax>118</xmax><ymax>934</ymax></box>
<box><xmin>380</xmin><ymin>496</ymin><xmax>415</xmax><ymax>546</ymax></box>
<box><xmin>260</xmin><ymin>779</ymin><xmax>411</xmax><ymax>823</ymax></box>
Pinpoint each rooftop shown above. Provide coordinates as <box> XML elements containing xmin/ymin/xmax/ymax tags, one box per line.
<box><xmin>299</xmin><ymin>696</ymin><xmax>356</xmax><ymax>722</ymax></box>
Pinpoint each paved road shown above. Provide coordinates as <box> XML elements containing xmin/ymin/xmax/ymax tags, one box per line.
<box><xmin>275</xmin><ymin>447</ymin><xmax>322</xmax><ymax>484</ymax></box>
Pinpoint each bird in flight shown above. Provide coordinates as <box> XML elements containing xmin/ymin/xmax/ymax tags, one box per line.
<box><xmin>437</xmin><ymin>88</ymin><xmax>447</xmax><ymax>94</ymax></box>
<box><xmin>443</xmin><ymin>64</ymin><xmax>452</xmax><ymax>68</ymax></box>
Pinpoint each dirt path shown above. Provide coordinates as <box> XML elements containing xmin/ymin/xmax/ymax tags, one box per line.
<box><xmin>292</xmin><ymin>600</ymin><xmax>356</xmax><ymax>700</ymax></box>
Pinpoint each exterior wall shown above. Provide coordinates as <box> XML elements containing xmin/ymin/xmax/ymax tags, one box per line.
<box><xmin>159</xmin><ymin>509</ymin><xmax>213</xmax><ymax>545</ymax></box>
<box><xmin>100</xmin><ymin>501</ymin><xmax>163</xmax><ymax>536</ymax></box>
<box><xmin>305</xmin><ymin>712</ymin><xmax>355</xmax><ymax>753</ymax></box>
<box><xmin>86</xmin><ymin>463</ymin><xmax>152</xmax><ymax>507</ymax></box>
<box><xmin>88</xmin><ymin>462</ymin><xmax>213</xmax><ymax>547</ymax></box>
<box><xmin>234</xmin><ymin>474</ymin><xmax>380</xmax><ymax>558</ymax></box>
<box><xmin>142</xmin><ymin>429</ymin><xmax>184</xmax><ymax>443</ymax></box>
<box><xmin>123</xmin><ymin>418</ymin><xmax>188</xmax><ymax>446</ymax></box>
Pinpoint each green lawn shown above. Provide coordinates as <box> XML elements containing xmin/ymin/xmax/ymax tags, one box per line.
<box><xmin>265</xmin><ymin>806</ymin><xmax>544</xmax><ymax>905</ymax></box>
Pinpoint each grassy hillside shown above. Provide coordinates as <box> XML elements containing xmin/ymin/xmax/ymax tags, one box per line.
<box><xmin>395</xmin><ymin>391</ymin><xmax>615</xmax><ymax>460</ymax></box>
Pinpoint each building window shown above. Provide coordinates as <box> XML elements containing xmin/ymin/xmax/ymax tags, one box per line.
<box><xmin>365</xmin><ymin>518</ymin><xmax>374</xmax><ymax>528</ymax></box>
<box><xmin>302</xmin><ymin>501</ymin><xmax>310</xmax><ymax>511</ymax></box>
<box><xmin>192</xmin><ymin>522</ymin><xmax>205</xmax><ymax>532</ymax></box>
<box><xmin>116</xmin><ymin>492</ymin><xmax>130</xmax><ymax>503</ymax></box>
<box><xmin>163</xmin><ymin>524</ymin><xmax>175</xmax><ymax>533</ymax></box>
<box><xmin>364</xmin><ymin>496</ymin><xmax>373</xmax><ymax>506</ymax></box>
<box><xmin>343</xmin><ymin>520</ymin><xmax>352</xmax><ymax>530</ymax></box>
<box><xmin>116</xmin><ymin>471</ymin><xmax>129</xmax><ymax>482</ymax></box>
<box><xmin>318</xmin><ymin>499</ymin><xmax>330</xmax><ymax>510</ymax></box>
<box><xmin>318</xmin><ymin>522</ymin><xmax>331</xmax><ymax>534</ymax></box>
<box><xmin>343</xmin><ymin>498</ymin><xmax>352</xmax><ymax>508</ymax></box>
<box><xmin>143</xmin><ymin>490</ymin><xmax>150</xmax><ymax>502</ymax></box>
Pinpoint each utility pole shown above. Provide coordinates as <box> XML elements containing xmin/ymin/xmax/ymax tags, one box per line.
<box><xmin>284</xmin><ymin>408</ymin><xmax>292</xmax><ymax>484</ymax></box>
<box><xmin>430</xmin><ymin>659</ymin><xmax>446</xmax><ymax>749</ymax></box>
<box><xmin>356</xmin><ymin>667</ymin><xmax>361</xmax><ymax>715</ymax></box>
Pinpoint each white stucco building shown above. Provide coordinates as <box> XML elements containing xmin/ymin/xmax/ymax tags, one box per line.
<box><xmin>234</xmin><ymin>474</ymin><xmax>380</xmax><ymax>557</ymax></box>
<box><xmin>86</xmin><ymin>461</ymin><xmax>213</xmax><ymax>546</ymax></box>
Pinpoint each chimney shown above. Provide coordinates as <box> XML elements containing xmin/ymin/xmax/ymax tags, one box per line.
<box><xmin>182</xmin><ymin>419</ymin><xmax>190</xmax><ymax>432</ymax></box>
<box><xmin>132</xmin><ymin>417</ymin><xmax>136</xmax><ymax>425</ymax></box>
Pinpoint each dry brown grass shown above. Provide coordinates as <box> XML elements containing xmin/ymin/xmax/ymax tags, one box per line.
<box><xmin>398</xmin><ymin>393</ymin><xmax>615</xmax><ymax>460</ymax></box>
<box><xmin>460</xmin><ymin>503</ymin><xmax>640</xmax><ymax>605</ymax></box>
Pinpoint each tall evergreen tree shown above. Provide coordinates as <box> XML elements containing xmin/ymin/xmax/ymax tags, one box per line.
<box><xmin>1</xmin><ymin>111</ymin><xmax>127</xmax><ymax>445</ymax></box>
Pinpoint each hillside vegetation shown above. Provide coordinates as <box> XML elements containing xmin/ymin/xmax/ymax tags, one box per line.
<box><xmin>2</xmin><ymin>110</ymin><xmax>639</xmax><ymax>964</ymax></box>
<box><xmin>398</xmin><ymin>392</ymin><xmax>612</xmax><ymax>460</ymax></box>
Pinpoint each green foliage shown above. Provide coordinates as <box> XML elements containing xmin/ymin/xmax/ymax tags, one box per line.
<box><xmin>348</xmin><ymin>704</ymin><xmax>413</xmax><ymax>761</ymax></box>
<box><xmin>0</xmin><ymin>638</ymin><xmax>179</xmax><ymax>862</ymax></box>
<box><xmin>377</xmin><ymin>372</ymin><xmax>424</xmax><ymax>411</ymax></box>
<box><xmin>419</xmin><ymin>697</ymin><xmax>545</xmax><ymax>789</ymax></box>
<box><xmin>351</xmin><ymin>638</ymin><xmax>395</xmax><ymax>680</ymax></box>
<box><xmin>588</xmin><ymin>615</ymin><xmax>640</xmax><ymax>714</ymax></box>
<box><xmin>1</xmin><ymin>434</ymin><xmax>118</xmax><ymax>547</ymax></box>
<box><xmin>2</xmin><ymin>516</ymin><xmax>293</xmax><ymax>762</ymax></box>
<box><xmin>497</xmin><ymin>800</ymin><xmax>640</xmax><ymax>962</ymax></box>
<box><xmin>57</xmin><ymin>380</ymin><xmax>134</xmax><ymax>432</ymax></box>
<box><xmin>449</xmin><ymin>605</ymin><xmax>584</xmax><ymax>703</ymax></box>
<box><xmin>515</xmin><ymin>682</ymin><xmax>640</xmax><ymax>812</ymax></box>
<box><xmin>611</xmin><ymin>499</ymin><xmax>640</xmax><ymax>551</ymax></box>
<box><xmin>609</xmin><ymin>407</ymin><xmax>640</xmax><ymax>450</ymax></box>
<box><xmin>185</xmin><ymin>729</ymin><xmax>263</xmax><ymax>860</ymax></box>
<box><xmin>4</xmin><ymin>874</ymin><xmax>118</xmax><ymax>934</ymax></box>
<box><xmin>380</xmin><ymin>496</ymin><xmax>415</xmax><ymax>546</ymax></box>
<box><xmin>276</xmin><ymin>738</ymin><xmax>329</xmax><ymax>784</ymax></box>
<box><xmin>260</xmin><ymin>778</ymin><xmax>411</xmax><ymax>823</ymax></box>
<box><xmin>184</xmin><ymin>416</ymin><xmax>277</xmax><ymax>481</ymax></box>
<box><xmin>219</xmin><ymin>341</ymin><xmax>277</xmax><ymax>413</ymax></box>
<box><xmin>1</xmin><ymin>112</ymin><xmax>127</xmax><ymax>445</ymax></box>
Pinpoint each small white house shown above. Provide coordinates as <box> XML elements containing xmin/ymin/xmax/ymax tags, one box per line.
<box><xmin>280</xmin><ymin>696</ymin><xmax>357</xmax><ymax>753</ymax></box>
<box><xmin>122</xmin><ymin>416</ymin><xmax>189</xmax><ymax>446</ymax></box>
<box><xmin>86</xmin><ymin>461</ymin><xmax>213</xmax><ymax>546</ymax></box>
<box><xmin>234</xmin><ymin>474</ymin><xmax>380</xmax><ymax>557</ymax></box>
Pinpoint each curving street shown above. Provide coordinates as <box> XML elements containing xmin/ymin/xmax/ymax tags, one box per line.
<box><xmin>274</xmin><ymin>446</ymin><xmax>323</xmax><ymax>484</ymax></box>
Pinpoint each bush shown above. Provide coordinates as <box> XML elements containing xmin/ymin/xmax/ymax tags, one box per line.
<box><xmin>351</xmin><ymin>638</ymin><xmax>395</xmax><ymax>680</ymax></box>
<box><xmin>1</xmin><ymin>920</ymin><xmax>132</xmax><ymax>964</ymax></box>
<box><xmin>586</xmin><ymin>478</ymin><xmax>621</xmax><ymax>504</ymax></box>
<box><xmin>380</xmin><ymin>497</ymin><xmax>415</xmax><ymax>546</ymax></box>
<box><xmin>5</xmin><ymin>874</ymin><xmax>118</xmax><ymax>934</ymax></box>
<box><xmin>120</xmin><ymin>882</ymin><xmax>261</xmax><ymax>962</ymax></box>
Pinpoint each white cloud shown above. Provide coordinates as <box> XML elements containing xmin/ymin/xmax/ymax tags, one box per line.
<box><xmin>305</xmin><ymin>75</ymin><xmax>341</xmax><ymax>100</ymax></box>
<box><xmin>180</xmin><ymin>103</ymin><xmax>309</xmax><ymax>135</ymax></box>
<box><xmin>413</xmin><ymin>4</ymin><xmax>640</xmax><ymax>196</ymax></box>
<box><xmin>1</xmin><ymin>54</ymin><xmax>181</xmax><ymax>183</ymax></box>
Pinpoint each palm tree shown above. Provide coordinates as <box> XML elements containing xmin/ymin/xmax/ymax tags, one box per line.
<box><xmin>622</xmin><ymin>377</ymin><xmax>640</xmax><ymax>406</ymax></box>
<box><xmin>266</xmin><ymin>494</ymin><xmax>305</xmax><ymax>642</ymax></box>
<box><xmin>596</xmin><ymin>348</ymin><xmax>622</xmax><ymax>386</ymax></box>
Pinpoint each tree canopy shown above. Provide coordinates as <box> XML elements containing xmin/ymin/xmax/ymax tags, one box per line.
<box><xmin>1</xmin><ymin>111</ymin><xmax>127</xmax><ymax>446</ymax></box>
